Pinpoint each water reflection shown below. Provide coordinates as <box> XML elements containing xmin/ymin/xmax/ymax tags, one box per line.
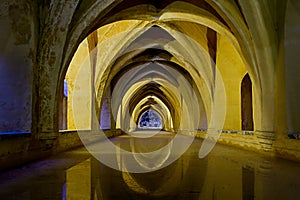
<box><xmin>81</xmin><ymin>131</ymin><xmax>193</xmax><ymax>173</ymax></box>
<box><xmin>66</xmin><ymin>135</ymin><xmax>207</xmax><ymax>199</ymax></box>
<box><xmin>1</xmin><ymin>137</ymin><xmax>300</xmax><ymax>199</ymax></box>
<box><xmin>64</xmin><ymin>137</ymin><xmax>300</xmax><ymax>200</ymax></box>
<box><xmin>242</xmin><ymin>166</ymin><xmax>254</xmax><ymax>200</ymax></box>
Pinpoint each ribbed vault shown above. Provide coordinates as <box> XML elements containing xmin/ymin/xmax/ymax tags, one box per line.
<box><xmin>50</xmin><ymin>0</ymin><xmax>286</xmax><ymax>141</ymax></box>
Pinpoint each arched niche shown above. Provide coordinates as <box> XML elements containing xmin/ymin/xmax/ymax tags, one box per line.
<box><xmin>241</xmin><ymin>73</ymin><xmax>253</xmax><ymax>131</ymax></box>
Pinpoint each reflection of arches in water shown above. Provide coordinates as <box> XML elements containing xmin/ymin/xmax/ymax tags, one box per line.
<box><xmin>138</xmin><ymin>109</ymin><xmax>162</xmax><ymax>129</ymax></box>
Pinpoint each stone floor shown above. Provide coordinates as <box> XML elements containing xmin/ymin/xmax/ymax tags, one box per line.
<box><xmin>0</xmin><ymin>134</ymin><xmax>300</xmax><ymax>200</ymax></box>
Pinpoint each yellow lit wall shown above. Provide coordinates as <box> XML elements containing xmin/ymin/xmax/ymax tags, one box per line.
<box><xmin>216</xmin><ymin>35</ymin><xmax>247</xmax><ymax>130</ymax></box>
<box><xmin>66</xmin><ymin>39</ymin><xmax>92</xmax><ymax>130</ymax></box>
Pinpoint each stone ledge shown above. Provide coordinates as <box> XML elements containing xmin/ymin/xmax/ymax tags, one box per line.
<box><xmin>221</xmin><ymin>130</ymin><xmax>254</xmax><ymax>135</ymax></box>
<box><xmin>0</xmin><ymin>132</ymin><xmax>31</xmax><ymax>140</ymax></box>
<box><xmin>255</xmin><ymin>131</ymin><xmax>276</xmax><ymax>151</ymax></box>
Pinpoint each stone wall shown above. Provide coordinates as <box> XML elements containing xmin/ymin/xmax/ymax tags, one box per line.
<box><xmin>0</xmin><ymin>130</ymin><xmax>123</xmax><ymax>171</ymax></box>
<box><xmin>0</xmin><ymin>0</ymin><xmax>36</xmax><ymax>132</ymax></box>
<box><xmin>285</xmin><ymin>0</ymin><xmax>300</xmax><ymax>134</ymax></box>
<box><xmin>195</xmin><ymin>130</ymin><xmax>300</xmax><ymax>162</ymax></box>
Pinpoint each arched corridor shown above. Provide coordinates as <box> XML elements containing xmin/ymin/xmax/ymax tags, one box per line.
<box><xmin>0</xmin><ymin>0</ymin><xmax>300</xmax><ymax>199</ymax></box>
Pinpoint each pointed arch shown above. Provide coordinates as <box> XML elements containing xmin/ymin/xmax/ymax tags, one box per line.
<box><xmin>241</xmin><ymin>73</ymin><xmax>253</xmax><ymax>131</ymax></box>
<box><xmin>138</xmin><ymin>109</ymin><xmax>163</xmax><ymax>129</ymax></box>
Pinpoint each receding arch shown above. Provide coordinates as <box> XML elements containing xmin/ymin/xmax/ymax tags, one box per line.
<box><xmin>37</xmin><ymin>0</ymin><xmax>274</xmax><ymax>134</ymax></box>
<box><xmin>138</xmin><ymin>109</ymin><xmax>163</xmax><ymax>129</ymax></box>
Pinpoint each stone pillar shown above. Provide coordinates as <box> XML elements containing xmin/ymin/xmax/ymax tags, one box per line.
<box><xmin>33</xmin><ymin>1</ymin><xmax>80</xmax><ymax>139</ymax></box>
<box><xmin>284</xmin><ymin>0</ymin><xmax>300</xmax><ymax>136</ymax></box>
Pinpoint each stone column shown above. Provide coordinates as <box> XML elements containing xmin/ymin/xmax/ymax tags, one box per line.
<box><xmin>33</xmin><ymin>1</ymin><xmax>80</xmax><ymax>141</ymax></box>
<box><xmin>284</xmin><ymin>0</ymin><xmax>300</xmax><ymax>137</ymax></box>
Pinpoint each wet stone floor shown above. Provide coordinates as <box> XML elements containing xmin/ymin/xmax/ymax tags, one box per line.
<box><xmin>0</xmin><ymin>134</ymin><xmax>300</xmax><ymax>200</ymax></box>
